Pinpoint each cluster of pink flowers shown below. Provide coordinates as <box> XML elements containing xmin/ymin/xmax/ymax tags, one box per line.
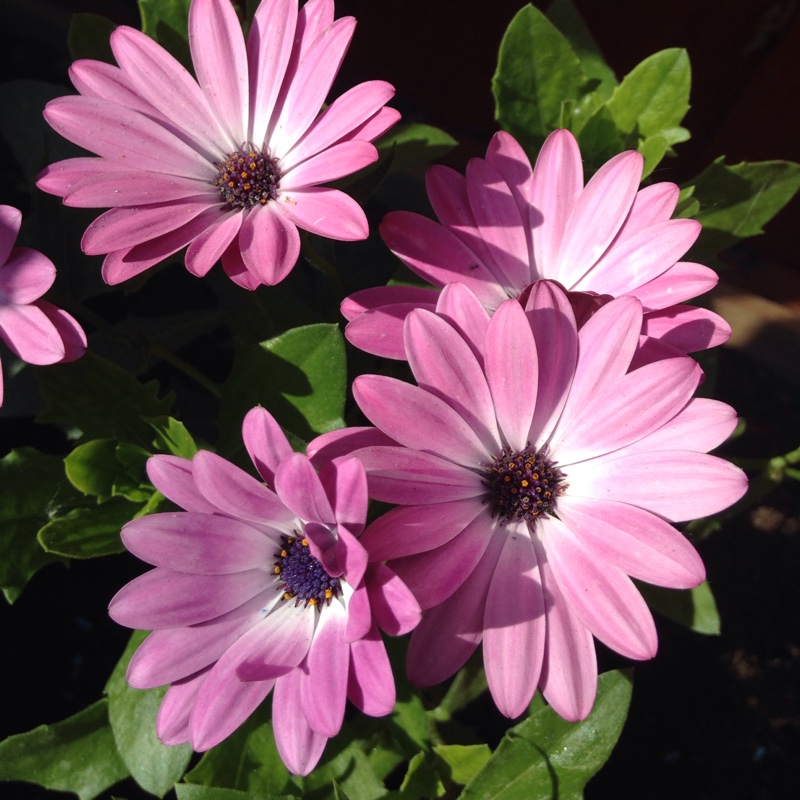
<box><xmin>34</xmin><ymin>0</ymin><xmax>747</xmax><ymax>778</ymax></box>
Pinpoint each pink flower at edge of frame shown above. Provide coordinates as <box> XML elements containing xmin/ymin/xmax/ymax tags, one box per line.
<box><xmin>311</xmin><ymin>280</ymin><xmax>747</xmax><ymax>721</ymax></box>
<box><xmin>342</xmin><ymin>128</ymin><xmax>729</xmax><ymax>360</ymax></box>
<box><xmin>37</xmin><ymin>0</ymin><xmax>400</xmax><ymax>290</ymax></box>
<box><xmin>0</xmin><ymin>205</ymin><xmax>86</xmax><ymax>405</ymax></box>
<box><xmin>108</xmin><ymin>406</ymin><xmax>420</xmax><ymax>776</ymax></box>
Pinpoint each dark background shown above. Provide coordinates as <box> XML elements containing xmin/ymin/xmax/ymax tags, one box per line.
<box><xmin>1</xmin><ymin>1</ymin><xmax>799</xmax><ymax>798</ymax></box>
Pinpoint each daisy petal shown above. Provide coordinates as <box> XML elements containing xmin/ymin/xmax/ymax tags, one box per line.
<box><xmin>347</xmin><ymin>621</ymin><xmax>395</xmax><ymax>716</ymax></box>
<box><xmin>239</xmin><ymin>203</ymin><xmax>301</xmax><ymax>285</ymax></box>
<box><xmin>276</xmin><ymin>187</ymin><xmax>368</xmax><ymax>240</ymax></box>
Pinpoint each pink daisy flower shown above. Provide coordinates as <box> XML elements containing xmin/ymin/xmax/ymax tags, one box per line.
<box><xmin>310</xmin><ymin>281</ymin><xmax>747</xmax><ymax>720</ymax></box>
<box><xmin>0</xmin><ymin>205</ymin><xmax>86</xmax><ymax>405</ymax></box>
<box><xmin>37</xmin><ymin>0</ymin><xmax>399</xmax><ymax>289</ymax></box>
<box><xmin>342</xmin><ymin>129</ymin><xmax>729</xmax><ymax>360</ymax></box>
<box><xmin>108</xmin><ymin>407</ymin><xmax>420</xmax><ymax>775</ymax></box>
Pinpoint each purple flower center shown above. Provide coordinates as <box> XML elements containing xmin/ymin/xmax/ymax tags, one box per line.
<box><xmin>273</xmin><ymin>535</ymin><xmax>341</xmax><ymax>609</ymax></box>
<box><xmin>487</xmin><ymin>446</ymin><xmax>564</xmax><ymax>524</ymax></box>
<box><xmin>213</xmin><ymin>146</ymin><xmax>281</xmax><ymax>209</ymax></box>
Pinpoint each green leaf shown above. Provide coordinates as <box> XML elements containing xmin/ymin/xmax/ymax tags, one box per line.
<box><xmin>138</xmin><ymin>0</ymin><xmax>190</xmax><ymax>39</ymax></box>
<box><xmin>688</xmin><ymin>157</ymin><xmax>800</xmax><ymax>256</ymax></box>
<box><xmin>0</xmin><ymin>447</ymin><xmax>80</xmax><ymax>602</ymax></box>
<box><xmin>434</xmin><ymin>744</ymin><xmax>492</xmax><ymax>785</ymax></box>
<box><xmin>65</xmin><ymin>439</ymin><xmax>123</xmax><ymax>501</ymax></box>
<box><xmin>398</xmin><ymin>751</ymin><xmax>445</xmax><ymax>799</ymax></box>
<box><xmin>218</xmin><ymin>323</ymin><xmax>346</xmax><ymax>451</ymax></box>
<box><xmin>375</xmin><ymin>122</ymin><xmax>458</xmax><ymax>171</ymax></box>
<box><xmin>176</xmin><ymin>787</ymin><xmax>295</xmax><ymax>800</ymax></box>
<box><xmin>36</xmin><ymin>352</ymin><xmax>173</xmax><ymax>449</ymax></box>
<box><xmin>638</xmin><ymin>580</ymin><xmax>721</xmax><ymax>635</ymax></box>
<box><xmin>606</xmin><ymin>48</ymin><xmax>691</xmax><ymax>139</ymax></box>
<box><xmin>183</xmin><ymin>704</ymin><xmax>292</xmax><ymax>796</ymax></box>
<box><xmin>461</xmin><ymin>670</ymin><xmax>632</xmax><ymax>800</ymax></box>
<box><xmin>546</xmin><ymin>0</ymin><xmax>617</xmax><ymax>100</ymax></box>
<box><xmin>38</xmin><ymin>497</ymin><xmax>140</xmax><ymax>558</ymax></box>
<box><xmin>493</xmin><ymin>4</ymin><xmax>586</xmax><ymax>152</ymax></box>
<box><xmin>0</xmin><ymin>700</ymin><xmax>129</xmax><ymax>800</ymax></box>
<box><xmin>149</xmin><ymin>416</ymin><xmax>199</xmax><ymax>458</ymax></box>
<box><xmin>105</xmin><ymin>630</ymin><xmax>193</xmax><ymax>797</ymax></box>
<box><xmin>68</xmin><ymin>12</ymin><xmax>116</xmax><ymax>62</ymax></box>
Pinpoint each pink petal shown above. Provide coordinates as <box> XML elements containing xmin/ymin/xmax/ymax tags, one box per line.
<box><xmin>406</xmin><ymin>530</ymin><xmax>504</xmax><ymax>687</ymax></box>
<box><xmin>188</xmin><ymin>0</ymin><xmax>248</xmax><ymax>147</ymax></box>
<box><xmin>642</xmin><ymin>305</ymin><xmax>731</xmax><ymax>352</ymax></box>
<box><xmin>0</xmin><ymin>247</ymin><xmax>55</xmax><ymax>303</ymax></box>
<box><xmin>108</xmin><ymin>567</ymin><xmax>270</xmax><ymax>629</ymax></box>
<box><xmin>275</xmin><ymin>186</ymin><xmax>368</xmax><ymax>241</ymax></box>
<box><xmin>345</xmin><ymin>301</ymin><xmax>432</xmax><ymax>360</ymax></box>
<box><xmin>335</xmin><ymin>525</ymin><xmax>368</xmax><ymax>588</ymax></box>
<box><xmin>465</xmin><ymin>157</ymin><xmax>531</xmax><ymax>290</ymax></box>
<box><xmin>523</xmin><ymin>280</ymin><xmax>578</xmax><ymax>446</ymax></box>
<box><xmin>359</xmin><ymin>500</ymin><xmax>483</xmax><ymax>562</ymax></box>
<box><xmin>554</xmin><ymin>296</ymin><xmax>642</xmax><ymax>428</ymax></box>
<box><xmin>37</xmin><ymin>157</ymin><xmax>127</xmax><ymax>198</ymax></box>
<box><xmin>270</xmin><ymin>17</ymin><xmax>356</xmax><ymax>155</ymax></box>
<box><xmin>573</xmin><ymin>219</ymin><xmax>701</xmax><ymax>296</ymax></box>
<box><xmin>615</xmin><ymin>397</ymin><xmax>739</xmax><ymax>456</ymax></box>
<box><xmin>275</xmin><ymin>452</ymin><xmax>335</xmax><ymax>524</ymax></box>
<box><xmin>43</xmin><ymin>96</ymin><xmax>211</xmax><ymax>177</ymax></box>
<box><xmin>0</xmin><ymin>205</ymin><xmax>22</xmax><ymax>264</ymax></box>
<box><xmin>342</xmin><ymin>285</ymin><xmax>439</xmax><ymax>320</ymax></box>
<box><xmin>189</xmin><ymin>651</ymin><xmax>275</xmax><ymax>751</ymax></box>
<box><xmin>405</xmin><ymin>306</ymin><xmax>501</xmax><ymax>455</ymax></box>
<box><xmin>390</xmin><ymin>507</ymin><xmax>496</xmax><ymax>610</ymax></box>
<box><xmin>191</xmin><ymin>449</ymin><xmax>296</xmax><ymax>528</ymax></box>
<box><xmin>246</xmin><ymin>0</ymin><xmax>297</xmax><ymax>146</ymax></box>
<box><xmin>273</xmin><ymin>668</ymin><xmax>329</xmax><ymax>776</ymax></box>
<box><xmin>631</xmin><ymin>261</ymin><xmax>719</xmax><ymax>311</ymax></box>
<box><xmin>344</xmin><ymin>583</ymin><xmax>371</xmax><ymax>641</ymax></box>
<box><xmin>380</xmin><ymin>211</ymin><xmax>507</xmax><ymax>310</ymax></box>
<box><xmin>146</xmin><ymin>455</ymin><xmax>219</xmax><ymax>514</ymax></box>
<box><xmin>185</xmin><ymin>210</ymin><xmax>243</xmax><ymax>277</ymax></box>
<box><xmin>485</xmin><ymin>130</ymin><xmax>536</xmax><ymax>233</ymax></box>
<box><xmin>121</xmin><ymin>511</ymin><xmax>277</xmax><ymax>574</ymax></box>
<box><xmin>552</xmin><ymin>355</ymin><xmax>701</xmax><ymax>463</ymax></box>
<box><xmin>281</xmin><ymin>140</ymin><xmax>377</xmax><ymax>189</ymax></box>
<box><xmin>157</xmin><ymin>668</ymin><xmax>209</xmax><ymax>745</ymax></box>
<box><xmin>483</xmin><ymin>524</ymin><xmax>545</xmax><ymax>717</ymax></box>
<box><xmin>127</xmin><ymin>588</ymin><xmax>279</xmax><ymax>688</ymax></box>
<box><xmin>353</xmin><ymin>446</ymin><xmax>484</xmax><ymax>505</ymax></box>
<box><xmin>366</xmin><ymin>562</ymin><xmax>422</xmax><ymax>635</ymax></box>
<box><xmin>111</xmin><ymin>25</ymin><xmax>230</xmax><ymax>157</ymax></box>
<box><xmin>307</xmin><ymin>426</ymin><xmax>398</xmax><ymax>467</ymax></box>
<box><xmin>533</xmin><ymin>537</ymin><xmax>597</xmax><ymax>721</ymax></box>
<box><xmin>100</xmin><ymin>207</ymin><xmax>223</xmax><ymax>284</ymax></box>
<box><xmin>353</xmin><ymin>374</ymin><xmax>488</xmax><ymax>467</ymax></box>
<box><xmin>81</xmin><ymin>200</ymin><xmax>214</xmax><ymax>255</ymax></box>
<box><xmin>555</xmin><ymin>151</ymin><xmax>643</xmax><ymax>287</ymax></box>
<box><xmin>295</xmin><ymin>0</ymin><xmax>335</xmax><ymax>60</ymax></box>
<box><xmin>283</xmin><ymin>80</ymin><xmax>396</xmax><ymax>169</ymax></box>
<box><xmin>0</xmin><ymin>303</ymin><xmax>64</xmax><ymax>364</ymax></box>
<box><xmin>558</xmin><ymin>495</ymin><xmax>705</xmax><ymax>589</ymax></box>
<box><xmin>621</xmin><ymin>182</ymin><xmax>680</xmax><ymax>234</ymax></box>
<box><xmin>239</xmin><ymin>203</ymin><xmax>301</xmax><ymax>285</ymax></box>
<box><xmin>302</xmin><ymin>599</ymin><xmax>349</xmax><ymax>736</ymax></box>
<box><xmin>434</xmin><ymin>282</ymin><xmax>492</xmax><ymax>365</ymax></box>
<box><xmin>318</xmin><ymin>455</ymin><xmax>367</xmax><ymax>536</ymax></box>
<box><xmin>542</xmin><ymin>516</ymin><xmax>658</xmax><ymax>660</ymax></box>
<box><xmin>530</xmin><ymin>129</ymin><xmax>583</xmax><ymax>279</ymax></box>
<box><xmin>35</xmin><ymin>302</ymin><xmax>87</xmax><ymax>362</ymax></box>
<box><xmin>566</xmin><ymin>451</ymin><xmax>748</xmax><ymax>522</ymax></box>
<box><xmin>242</xmin><ymin>405</ymin><xmax>294</xmax><ymax>486</ymax></box>
<box><xmin>345</xmin><ymin>105</ymin><xmax>400</xmax><ymax>143</ymax></box>
<box><xmin>347</xmin><ymin>621</ymin><xmax>395</xmax><ymax>716</ymax></box>
<box><xmin>230</xmin><ymin>600</ymin><xmax>315</xmax><ymax>681</ymax></box>
<box><xmin>484</xmin><ymin>299</ymin><xmax>537</xmax><ymax>451</ymax></box>
<box><xmin>64</xmin><ymin>171</ymin><xmax>211</xmax><ymax>208</ymax></box>
<box><xmin>221</xmin><ymin>239</ymin><xmax>262</xmax><ymax>290</ymax></box>
<box><xmin>69</xmin><ymin>58</ymin><xmax>160</xmax><ymax>119</ymax></box>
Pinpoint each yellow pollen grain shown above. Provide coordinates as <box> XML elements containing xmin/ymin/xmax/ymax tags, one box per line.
<box><xmin>325</xmin><ymin>588</ymin><xmax>333</xmax><ymax>599</ymax></box>
<box><xmin>301</xmin><ymin>538</ymin><xmax>309</xmax><ymax>547</ymax></box>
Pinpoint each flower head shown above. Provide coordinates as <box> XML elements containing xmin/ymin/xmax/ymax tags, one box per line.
<box><xmin>0</xmin><ymin>205</ymin><xmax>86</xmax><ymax>405</ymax></box>
<box><xmin>109</xmin><ymin>407</ymin><xmax>420</xmax><ymax>775</ymax></box>
<box><xmin>342</xmin><ymin>129</ymin><xmax>729</xmax><ymax>360</ymax></box>
<box><xmin>311</xmin><ymin>280</ymin><xmax>747</xmax><ymax>720</ymax></box>
<box><xmin>38</xmin><ymin>0</ymin><xmax>399</xmax><ymax>289</ymax></box>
